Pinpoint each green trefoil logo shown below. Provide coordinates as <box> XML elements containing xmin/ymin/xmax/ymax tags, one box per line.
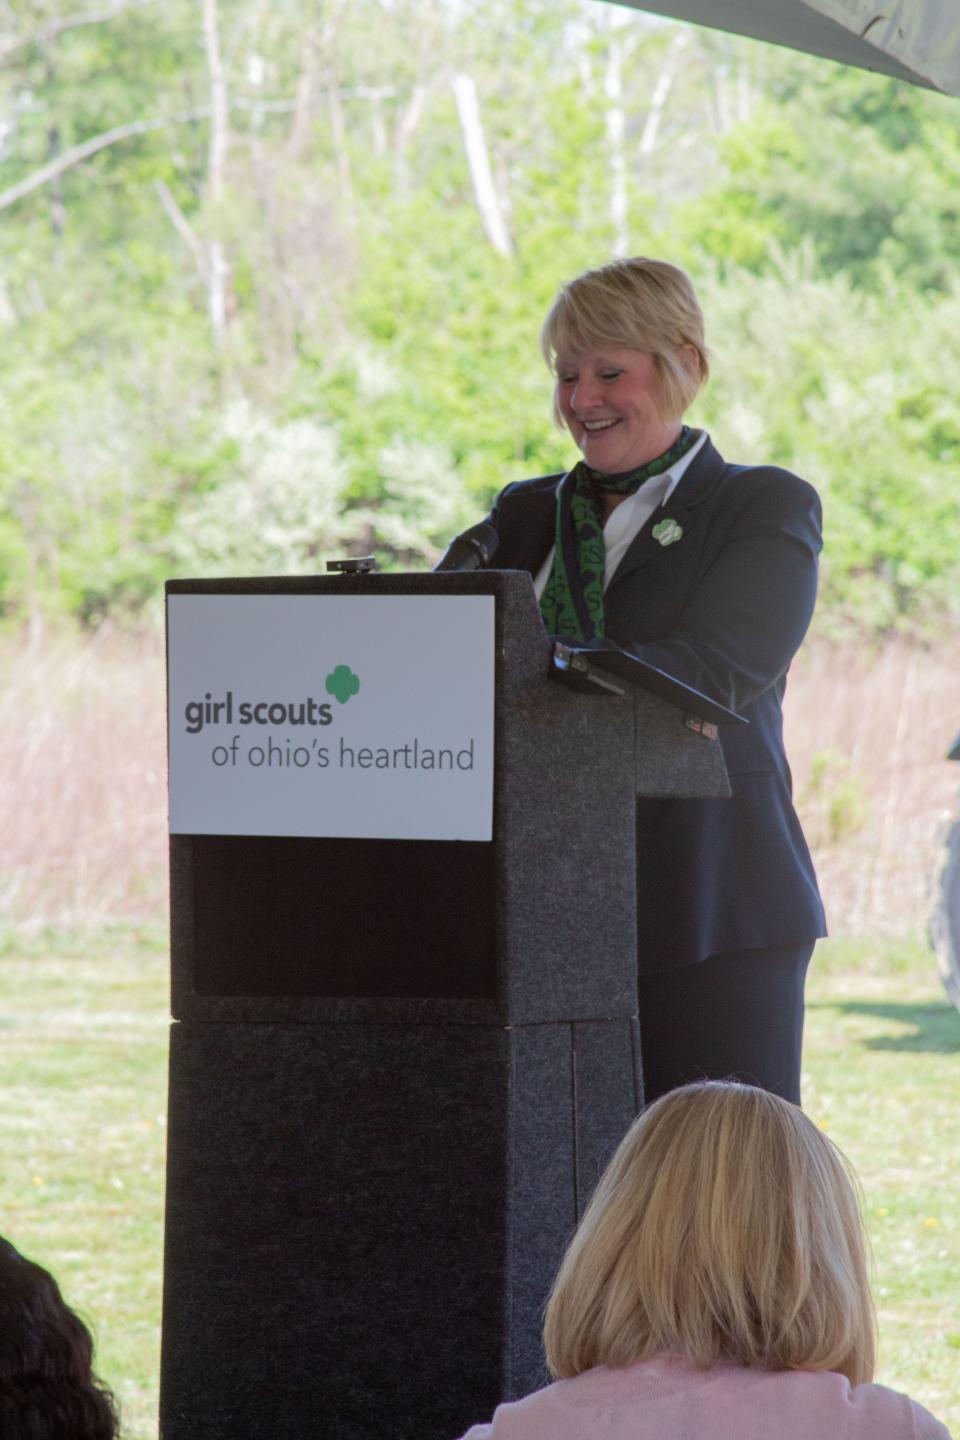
<box><xmin>325</xmin><ymin>664</ymin><xmax>361</xmax><ymax>704</ymax></box>
<box><xmin>652</xmin><ymin>517</ymin><xmax>683</xmax><ymax>547</ymax></box>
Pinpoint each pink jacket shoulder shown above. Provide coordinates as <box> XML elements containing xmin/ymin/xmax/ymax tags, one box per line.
<box><xmin>456</xmin><ymin>1356</ymin><xmax>953</xmax><ymax>1440</ymax></box>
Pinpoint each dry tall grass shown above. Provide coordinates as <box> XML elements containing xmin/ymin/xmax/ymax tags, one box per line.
<box><xmin>1</xmin><ymin>627</ymin><xmax>958</xmax><ymax>937</ymax></box>
<box><xmin>787</xmin><ymin>638</ymin><xmax>960</xmax><ymax>935</ymax></box>
<box><xmin>0</xmin><ymin>627</ymin><xmax>167</xmax><ymax>933</ymax></box>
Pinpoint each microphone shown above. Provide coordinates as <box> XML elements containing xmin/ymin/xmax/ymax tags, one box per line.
<box><xmin>433</xmin><ymin>521</ymin><xmax>499</xmax><ymax>572</ymax></box>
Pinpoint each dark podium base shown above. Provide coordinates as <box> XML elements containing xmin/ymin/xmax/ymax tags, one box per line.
<box><xmin>161</xmin><ymin>572</ymin><xmax>732</xmax><ymax>1437</ymax></box>
<box><xmin>160</xmin><ymin>1018</ymin><xmax>641</xmax><ymax>1440</ymax></box>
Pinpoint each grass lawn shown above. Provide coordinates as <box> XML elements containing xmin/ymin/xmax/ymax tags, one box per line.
<box><xmin>0</xmin><ymin>928</ymin><xmax>957</xmax><ymax>1438</ymax></box>
<box><xmin>803</xmin><ymin>936</ymin><xmax>960</xmax><ymax>1431</ymax></box>
<box><xmin>0</xmin><ymin>928</ymin><xmax>168</xmax><ymax>1439</ymax></box>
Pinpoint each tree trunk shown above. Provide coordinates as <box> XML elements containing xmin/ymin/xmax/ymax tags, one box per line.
<box><xmin>288</xmin><ymin>16</ymin><xmax>321</xmax><ymax>156</ymax></box>
<box><xmin>288</xmin><ymin>0</ymin><xmax>347</xmax><ymax>160</ymax></box>
<box><xmin>452</xmin><ymin>72</ymin><xmax>511</xmax><ymax>258</ymax></box>
<box><xmin>328</xmin><ymin>79</ymin><xmax>354</xmax><ymax>209</ymax></box>
<box><xmin>201</xmin><ymin>0</ymin><xmax>229</xmax><ymax>350</ymax></box>
<box><xmin>737</xmin><ymin>58</ymin><xmax>753</xmax><ymax>122</ymax></box>
<box><xmin>0</xmin><ymin>270</ymin><xmax>15</xmax><ymax>325</ymax></box>
<box><xmin>639</xmin><ymin>31</ymin><xmax>687</xmax><ymax>158</ymax></box>
<box><xmin>394</xmin><ymin>83</ymin><xmax>427</xmax><ymax>197</ymax></box>
<box><xmin>604</xmin><ymin>32</ymin><xmax>628</xmax><ymax>255</ymax></box>
<box><xmin>44</xmin><ymin>53</ymin><xmax>66</xmax><ymax>239</ymax></box>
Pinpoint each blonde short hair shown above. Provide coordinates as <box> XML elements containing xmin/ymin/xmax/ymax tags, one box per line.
<box><xmin>543</xmin><ymin>1083</ymin><xmax>876</xmax><ymax>1386</ymax></box>
<box><xmin>541</xmin><ymin>257</ymin><xmax>709</xmax><ymax>423</ymax></box>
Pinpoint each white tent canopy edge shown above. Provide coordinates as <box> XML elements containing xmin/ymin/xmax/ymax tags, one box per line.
<box><xmin>610</xmin><ymin>0</ymin><xmax>960</xmax><ymax>97</ymax></box>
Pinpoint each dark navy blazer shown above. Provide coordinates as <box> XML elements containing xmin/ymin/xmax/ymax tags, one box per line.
<box><xmin>484</xmin><ymin>435</ymin><xmax>827</xmax><ymax>973</ymax></box>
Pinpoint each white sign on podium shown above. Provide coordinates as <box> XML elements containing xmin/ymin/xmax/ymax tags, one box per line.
<box><xmin>167</xmin><ymin>593</ymin><xmax>495</xmax><ymax>841</ymax></box>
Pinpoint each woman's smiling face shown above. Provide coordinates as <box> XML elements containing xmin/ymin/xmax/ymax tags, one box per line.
<box><xmin>555</xmin><ymin>345</ymin><xmax>681</xmax><ymax>474</ymax></box>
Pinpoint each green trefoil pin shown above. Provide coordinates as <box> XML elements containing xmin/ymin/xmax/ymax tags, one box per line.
<box><xmin>652</xmin><ymin>518</ymin><xmax>683</xmax><ymax>547</ymax></box>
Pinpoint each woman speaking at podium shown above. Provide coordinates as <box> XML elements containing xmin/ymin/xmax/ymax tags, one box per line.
<box><xmin>475</xmin><ymin>257</ymin><xmax>825</xmax><ymax>1106</ymax></box>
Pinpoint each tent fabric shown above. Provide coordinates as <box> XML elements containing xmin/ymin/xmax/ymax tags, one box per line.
<box><xmin>614</xmin><ymin>0</ymin><xmax>960</xmax><ymax>96</ymax></box>
<box><xmin>813</xmin><ymin>0</ymin><xmax>960</xmax><ymax>96</ymax></box>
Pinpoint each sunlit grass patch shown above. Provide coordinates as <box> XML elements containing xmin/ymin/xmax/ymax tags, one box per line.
<box><xmin>0</xmin><ymin>939</ymin><xmax>168</xmax><ymax>1440</ymax></box>
<box><xmin>0</xmin><ymin>927</ymin><xmax>957</xmax><ymax>1438</ymax></box>
<box><xmin>804</xmin><ymin>934</ymin><xmax>960</xmax><ymax>1431</ymax></box>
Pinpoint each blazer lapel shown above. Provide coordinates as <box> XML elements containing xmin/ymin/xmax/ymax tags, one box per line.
<box><xmin>607</xmin><ymin>436</ymin><xmax>729</xmax><ymax>590</ymax></box>
<box><xmin>497</xmin><ymin>474</ymin><xmax>562</xmax><ymax>574</ymax></box>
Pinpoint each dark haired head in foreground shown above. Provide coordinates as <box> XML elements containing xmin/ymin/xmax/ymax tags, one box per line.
<box><xmin>0</xmin><ymin>1237</ymin><xmax>118</xmax><ymax>1440</ymax></box>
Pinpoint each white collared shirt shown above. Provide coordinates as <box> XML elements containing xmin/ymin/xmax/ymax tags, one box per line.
<box><xmin>533</xmin><ymin>429</ymin><xmax>707</xmax><ymax>600</ymax></box>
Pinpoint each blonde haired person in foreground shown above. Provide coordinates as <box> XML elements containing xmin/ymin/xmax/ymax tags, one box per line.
<box><xmin>457</xmin><ymin>1083</ymin><xmax>952</xmax><ymax>1440</ymax></box>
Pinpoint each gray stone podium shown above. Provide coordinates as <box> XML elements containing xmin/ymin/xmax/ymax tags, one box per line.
<box><xmin>160</xmin><ymin>570</ymin><xmax>729</xmax><ymax>1440</ymax></box>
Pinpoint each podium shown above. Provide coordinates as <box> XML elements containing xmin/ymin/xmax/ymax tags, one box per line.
<box><xmin>160</xmin><ymin>570</ymin><xmax>729</xmax><ymax>1440</ymax></box>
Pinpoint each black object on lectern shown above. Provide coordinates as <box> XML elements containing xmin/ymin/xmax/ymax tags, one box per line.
<box><xmin>550</xmin><ymin>638</ymin><xmax>747</xmax><ymax>727</ymax></box>
<box><xmin>160</xmin><ymin>570</ymin><xmax>730</xmax><ymax>1440</ymax></box>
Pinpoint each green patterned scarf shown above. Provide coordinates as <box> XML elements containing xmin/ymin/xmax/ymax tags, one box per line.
<box><xmin>539</xmin><ymin>427</ymin><xmax>697</xmax><ymax>642</ymax></box>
